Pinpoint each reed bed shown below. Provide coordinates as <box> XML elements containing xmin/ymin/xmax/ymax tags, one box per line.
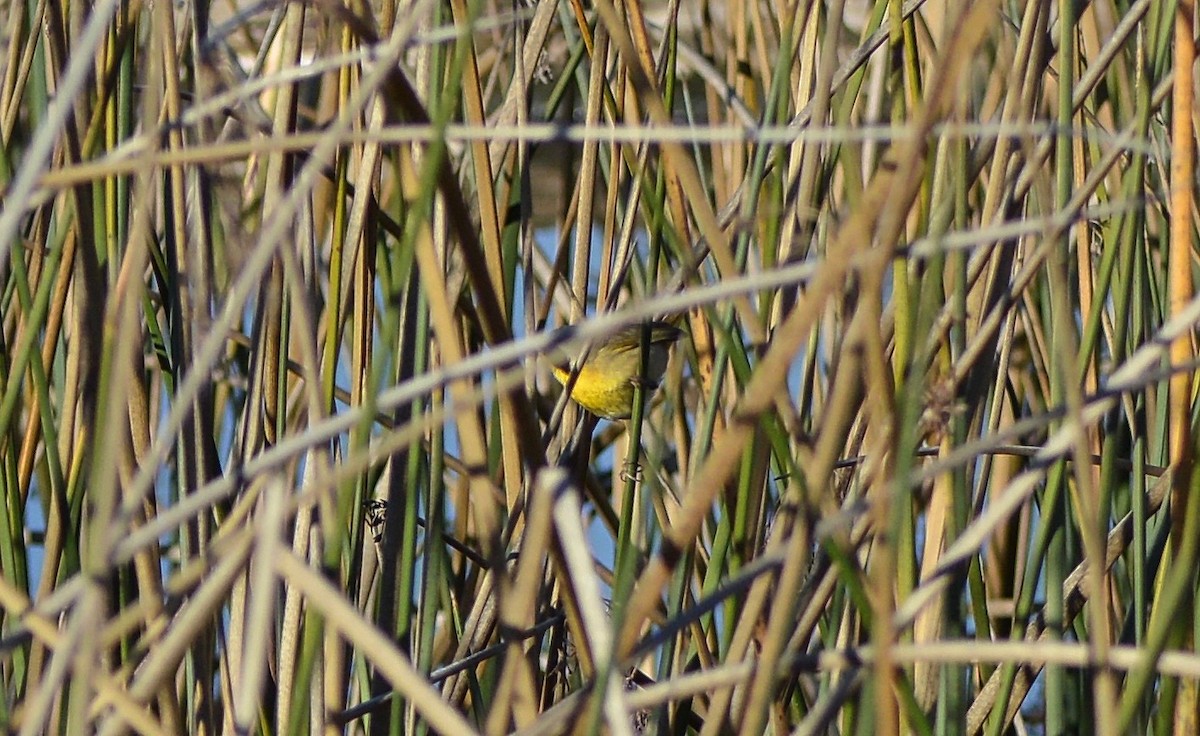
<box><xmin>1</xmin><ymin>0</ymin><xmax>1197</xmax><ymax>733</ymax></box>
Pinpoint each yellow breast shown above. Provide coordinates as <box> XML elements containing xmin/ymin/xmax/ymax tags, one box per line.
<box><xmin>551</xmin><ymin>363</ymin><xmax>638</xmax><ymax>420</ymax></box>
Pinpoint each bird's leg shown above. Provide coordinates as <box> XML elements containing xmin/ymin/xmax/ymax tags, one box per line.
<box><xmin>364</xmin><ymin>498</ymin><xmax>387</xmax><ymax>542</ymax></box>
<box><xmin>621</xmin><ymin>376</ymin><xmax>661</xmax><ymax>482</ymax></box>
<box><xmin>619</xmin><ymin>459</ymin><xmax>644</xmax><ymax>483</ymax></box>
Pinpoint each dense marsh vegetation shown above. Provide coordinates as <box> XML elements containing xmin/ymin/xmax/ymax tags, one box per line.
<box><xmin>1</xmin><ymin>0</ymin><xmax>1199</xmax><ymax>733</ymax></box>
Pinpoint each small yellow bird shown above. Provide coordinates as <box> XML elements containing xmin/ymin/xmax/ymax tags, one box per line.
<box><xmin>551</xmin><ymin>320</ymin><xmax>683</xmax><ymax>420</ymax></box>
